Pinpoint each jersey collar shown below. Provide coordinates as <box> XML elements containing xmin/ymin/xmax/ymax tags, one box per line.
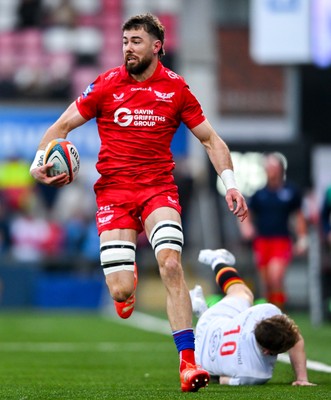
<box><xmin>120</xmin><ymin>61</ymin><xmax>163</xmax><ymax>84</ymax></box>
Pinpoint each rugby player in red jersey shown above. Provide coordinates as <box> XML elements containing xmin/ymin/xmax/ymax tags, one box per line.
<box><xmin>30</xmin><ymin>13</ymin><xmax>248</xmax><ymax>392</ymax></box>
<box><xmin>239</xmin><ymin>153</ymin><xmax>307</xmax><ymax>311</ymax></box>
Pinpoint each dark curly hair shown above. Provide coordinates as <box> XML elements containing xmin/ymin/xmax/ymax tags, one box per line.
<box><xmin>254</xmin><ymin>314</ymin><xmax>300</xmax><ymax>354</ymax></box>
<box><xmin>122</xmin><ymin>13</ymin><xmax>165</xmax><ymax>58</ymax></box>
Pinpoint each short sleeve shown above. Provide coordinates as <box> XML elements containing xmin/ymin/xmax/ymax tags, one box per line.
<box><xmin>179</xmin><ymin>86</ymin><xmax>205</xmax><ymax>129</ymax></box>
<box><xmin>75</xmin><ymin>75</ymin><xmax>103</xmax><ymax>120</ymax></box>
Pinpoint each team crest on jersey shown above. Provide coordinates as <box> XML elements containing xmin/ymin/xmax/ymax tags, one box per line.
<box><xmin>208</xmin><ymin>328</ymin><xmax>221</xmax><ymax>361</ymax></box>
<box><xmin>113</xmin><ymin>93</ymin><xmax>124</xmax><ymax>101</ymax></box>
<box><xmin>154</xmin><ymin>90</ymin><xmax>175</xmax><ymax>102</ymax></box>
<box><xmin>82</xmin><ymin>83</ymin><xmax>94</xmax><ymax>98</ymax></box>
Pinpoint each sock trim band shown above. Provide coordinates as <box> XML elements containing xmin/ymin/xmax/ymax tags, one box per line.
<box><xmin>216</xmin><ymin>266</ymin><xmax>243</xmax><ymax>293</ymax></box>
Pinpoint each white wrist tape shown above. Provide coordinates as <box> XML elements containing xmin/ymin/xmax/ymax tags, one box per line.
<box><xmin>220</xmin><ymin>169</ymin><xmax>238</xmax><ymax>191</ymax></box>
<box><xmin>30</xmin><ymin>150</ymin><xmax>45</xmax><ymax>172</ymax></box>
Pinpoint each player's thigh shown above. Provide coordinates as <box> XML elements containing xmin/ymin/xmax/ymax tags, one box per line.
<box><xmin>265</xmin><ymin>259</ymin><xmax>288</xmax><ymax>285</ymax></box>
<box><xmin>144</xmin><ymin>206</ymin><xmax>181</xmax><ymax>237</ymax></box>
<box><xmin>144</xmin><ymin>207</ymin><xmax>184</xmax><ymax>260</ymax></box>
<box><xmin>100</xmin><ymin>229</ymin><xmax>138</xmax><ymax>244</ymax></box>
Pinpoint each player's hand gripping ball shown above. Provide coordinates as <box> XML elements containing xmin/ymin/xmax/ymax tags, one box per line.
<box><xmin>44</xmin><ymin>138</ymin><xmax>80</xmax><ymax>183</ymax></box>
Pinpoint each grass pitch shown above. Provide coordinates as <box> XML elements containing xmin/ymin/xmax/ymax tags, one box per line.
<box><xmin>0</xmin><ymin>311</ymin><xmax>330</xmax><ymax>399</ymax></box>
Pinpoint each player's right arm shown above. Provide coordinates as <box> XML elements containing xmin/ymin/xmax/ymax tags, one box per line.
<box><xmin>219</xmin><ymin>375</ymin><xmax>269</xmax><ymax>385</ymax></box>
<box><xmin>30</xmin><ymin>102</ymin><xmax>87</xmax><ymax>186</ymax></box>
<box><xmin>288</xmin><ymin>334</ymin><xmax>316</xmax><ymax>386</ymax></box>
<box><xmin>219</xmin><ymin>376</ymin><xmax>231</xmax><ymax>385</ymax></box>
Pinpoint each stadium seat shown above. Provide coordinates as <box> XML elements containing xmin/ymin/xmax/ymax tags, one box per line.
<box><xmin>72</xmin><ymin>66</ymin><xmax>99</xmax><ymax>98</ymax></box>
<box><xmin>43</xmin><ymin>26</ymin><xmax>74</xmax><ymax>53</ymax></box>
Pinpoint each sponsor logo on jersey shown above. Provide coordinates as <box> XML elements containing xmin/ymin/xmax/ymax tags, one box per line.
<box><xmin>131</xmin><ymin>87</ymin><xmax>152</xmax><ymax>91</ymax></box>
<box><xmin>167</xmin><ymin>196</ymin><xmax>178</xmax><ymax>205</ymax></box>
<box><xmin>98</xmin><ymin>205</ymin><xmax>113</xmax><ymax>212</ymax></box>
<box><xmin>98</xmin><ymin>215</ymin><xmax>113</xmax><ymax>224</ymax></box>
<box><xmin>154</xmin><ymin>90</ymin><xmax>175</xmax><ymax>102</ymax></box>
<box><xmin>113</xmin><ymin>93</ymin><xmax>124</xmax><ymax>101</ymax></box>
<box><xmin>114</xmin><ymin>107</ymin><xmax>133</xmax><ymax>126</ymax></box>
<box><xmin>82</xmin><ymin>83</ymin><xmax>94</xmax><ymax>98</ymax></box>
<box><xmin>166</xmin><ymin>70</ymin><xmax>179</xmax><ymax>79</ymax></box>
<box><xmin>97</xmin><ymin>205</ymin><xmax>114</xmax><ymax>225</ymax></box>
<box><xmin>114</xmin><ymin>108</ymin><xmax>166</xmax><ymax>127</ymax></box>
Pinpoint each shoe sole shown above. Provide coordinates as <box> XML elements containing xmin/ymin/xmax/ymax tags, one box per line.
<box><xmin>181</xmin><ymin>369</ymin><xmax>210</xmax><ymax>392</ymax></box>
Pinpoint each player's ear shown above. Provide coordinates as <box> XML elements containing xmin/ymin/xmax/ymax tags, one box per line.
<box><xmin>153</xmin><ymin>40</ymin><xmax>162</xmax><ymax>55</ymax></box>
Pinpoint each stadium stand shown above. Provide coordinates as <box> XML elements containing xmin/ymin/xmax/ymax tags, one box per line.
<box><xmin>0</xmin><ymin>0</ymin><xmax>179</xmax><ymax>100</ymax></box>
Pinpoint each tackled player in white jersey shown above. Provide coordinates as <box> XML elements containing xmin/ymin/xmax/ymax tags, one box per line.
<box><xmin>190</xmin><ymin>248</ymin><xmax>316</xmax><ymax>386</ymax></box>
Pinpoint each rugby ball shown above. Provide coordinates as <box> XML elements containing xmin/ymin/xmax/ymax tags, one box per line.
<box><xmin>44</xmin><ymin>138</ymin><xmax>80</xmax><ymax>183</ymax></box>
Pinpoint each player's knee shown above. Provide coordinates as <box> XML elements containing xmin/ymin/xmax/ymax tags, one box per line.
<box><xmin>158</xmin><ymin>252</ymin><xmax>183</xmax><ymax>282</ymax></box>
<box><xmin>105</xmin><ymin>274</ymin><xmax>134</xmax><ymax>302</ymax></box>
<box><xmin>100</xmin><ymin>240</ymin><xmax>136</xmax><ymax>301</ymax></box>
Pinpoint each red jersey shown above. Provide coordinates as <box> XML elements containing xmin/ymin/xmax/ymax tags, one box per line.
<box><xmin>76</xmin><ymin>61</ymin><xmax>205</xmax><ymax>186</ymax></box>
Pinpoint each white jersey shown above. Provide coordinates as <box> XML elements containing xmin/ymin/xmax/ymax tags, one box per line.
<box><xmin>195</xmin><ymin>300</ymin><xmax>281</xmax><ymax>385</ymax></box>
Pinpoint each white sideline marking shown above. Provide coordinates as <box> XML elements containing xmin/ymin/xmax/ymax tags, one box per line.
<box><xmin>110</xmin><ymin>311</ymin><xmax>331</xmax><ymax>374</ymax></box>
<box><xmin>113</xmin><ymin>311</ymin><xmax>171</xmax><ymax>335</ymax></box>
<box><xmin>278</xmin><ymin>354</ymin><xmax>331</xmax><ymax>373</ymax></box>
<box><xmin>2</xmin><ymin>311</ymin><xmax>330</xmax><ymax>374</ymax></box>
<box><xmin>0</xmin><ymin>342</ymin><xmax>171</xmax><ymax>352</ymax></box>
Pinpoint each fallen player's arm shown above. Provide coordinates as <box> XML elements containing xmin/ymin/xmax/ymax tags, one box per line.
<box><xmin>219</xmin><ymin>376</ymin><xmax>231</xmax><ymax>385</ymax></box>
<box><xmin>219</xmin><ymin>375</ymin><xmax>269</xmax><ymax>385</ymax></box>
<box><xmin>288</xmin><ymin>334</ymin><xmax>316</xmax><ymax>386</ymax></box>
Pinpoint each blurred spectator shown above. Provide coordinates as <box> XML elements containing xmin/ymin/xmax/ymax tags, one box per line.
<box><xmin>173</xmin><ymin>157</ymin><xmax>194</xmax><ymax>241</ymax></box>
<box><xmin>51</xmin><ymin>177</ymin><xmax>96</xmax><ymax>223</ymax></box>
<box><xmin>43</xmin><ymin>0</ymin><xmax>77</xmax><ymax>28</ymax></box>
<box><xmin>50</xmin><ymin>177</ymin><xmax>98</xmax><ymax>264</ymax></box>
<box><xmin>13</xmin><ymin>62</ymin><xmax>47</xmax><ymax>99</ymax></box>
<box><xmin>16</xmin><ymin>0</ymin><xmax>42</xmax><ymax>29</ymax></box>
<box><xmin>9</xmin><ymin>193</ymin><xmax>65</xmax><ymax>263</ymax></box>
<box><xmin>47</xmin><ymin>53</ymin><xmax>73</xmax><ymax>99</ymax></box>
<box><xmin>0</xmin><ymin>58</ymin><xmax>18</xmax><ymax>99</ymax></box>
<box><xmin>80</xmin><ymin>218</ymin><xmax>100</xmax><ymax>267</ymax></box>
<box><xmin>239</xmin><ymin>153</ymin><xmax>308</xmax><ymax>310</ymax></box>
<box><xmin>0</xmin><ymin>197</ymin><xmax>11</xmax><ymax>256</ymax></box>
<box><xmin>321</xmin><ymin>185</ymin><xmax>331</xmax><ymax>248</ymax></box>
<box><xmin>0</xmin><ymin>0</ymin><xmax>109</xmax><ymax>100</ymax></box>
<box><xmin>0</xmin><ymin>156</ymin><xmax>36</xmax><ymax>211</ymax></box>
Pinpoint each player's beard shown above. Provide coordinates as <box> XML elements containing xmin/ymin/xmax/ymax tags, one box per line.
<box><xmin>125</xmin><ymin>54</ymin><xmax>153</xmax><ymax>75</ymax></box>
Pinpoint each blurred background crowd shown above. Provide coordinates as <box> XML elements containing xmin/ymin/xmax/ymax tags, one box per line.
<box><xmin>0</xmin><ymin>0</ymin><xmax>331</xmax><ymax>319</ymax></box>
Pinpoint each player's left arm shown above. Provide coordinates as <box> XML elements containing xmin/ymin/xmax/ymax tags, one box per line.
<box><xmin>190</xmin><ymin>119</ymin><xmax>248</xmax><ymax>222</ymax></box>
<box><xmin>288</xmin><ymin>334</ymin><xmax>316</xmax><ymax>386</ymax></box>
